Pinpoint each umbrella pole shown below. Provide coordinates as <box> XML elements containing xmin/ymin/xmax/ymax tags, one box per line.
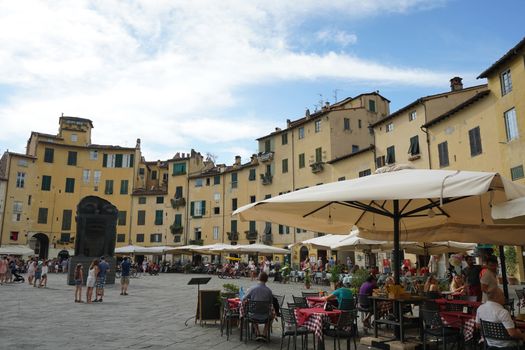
<box><xmin>498</xmin><ymin>245</ymin><xmax>509</xmax><ymax>300</ymax></box>
<box><xmin>393</xmin><ymin>200</ymin><xmax>401</xmax><ymax>285</ymax></box>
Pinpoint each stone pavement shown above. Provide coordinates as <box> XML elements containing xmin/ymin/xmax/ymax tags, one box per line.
<box><xmin>0</xmin><ymin>272</ymin><xmax>368</xmax><ymax>350</ymax></box>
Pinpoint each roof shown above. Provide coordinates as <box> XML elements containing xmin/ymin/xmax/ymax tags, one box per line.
<box><xmin>59</xmin><ymin>116</ymin><xmax>94</xmax><ymax>128</ymax></box>
<box><xmin>257</xmin><ymin>92</ymin><xmax>390</xmax><ymax>141</ymax></box>
<box><xmin>30</xmin><ymin>131</ymin><xmax>62</xmax><ymax>140</ymax></box>
<box><xmin>6</xmin><ymin>151</ymin><xmax>37</xmax><ymax>159</ymax></box>
<box><xmin>478</xmin><ymin>37</ymin><xmax>525</xmax><ymax>79</ymax></box>
<box><xmin>326</xmin><ymin>145</ymin><xmax>375</xmax><ymax>164</ymax></box>
<box><xmin>370</xmin><ymin>84</ymin><xmax>488</xmax><ymax>128</ymax></box>
<box><xmin>131</xmin><ymin>188</ymin><xmax>168</xmax><ymax>196</ymax></box>
<box><xmin>422</xmin><ymin>90</ymin><xmax>491</xmax><ymax>128</ymax></box>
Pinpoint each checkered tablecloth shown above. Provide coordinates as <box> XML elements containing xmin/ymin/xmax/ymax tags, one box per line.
<box><xmin>295</xmin><ymin>308</ymin><xmax>342</xmax><ymax>341</ymax></box>
<box><xmin>377</xmin><ymin>300</ymin><xmax>393</xmax><ymax>318</ymax></box>
<box><xmin>440</xmin><ymin>314</ymin><xmax>476</xmax><ymax>341</ymax></box>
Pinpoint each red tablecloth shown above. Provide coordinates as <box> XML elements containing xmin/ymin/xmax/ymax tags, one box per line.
<box><xmin>227</xmin><ymin>298</ymin><xmax>241</xmax><ymax>310</ymax></box>
<box><xmin>294</xmin><ymin>308</ymin><xmax>342</xmax><ymax>341</ymax></box>
<box><xmin>435</xmin><ymin>298</ymin><xmax>482</xmax><ymax>309</ymax></box>
<box><xmin>515</xmin><ymin>320</ymin><xmax>525</xmax><ymax>330</ymax></box>
<box><xmin>440</xmin><ymin>311</ymin><xmax>476</xmax><ymax>341</ymax></box>
<box><xmin>306</xmin><ymin>297</ymin><xmax>336</xmax><ymax>308</ymax></box>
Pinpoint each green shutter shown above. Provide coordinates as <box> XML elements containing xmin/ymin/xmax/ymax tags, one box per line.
<box><xmin>190</xmin><ymin>202</ymin><xmax>195</xmax><ymax>216</ymax></box>
<box><xmin>201</xmin><ymin>200</ymin><xmax>206</xmax><ymax>215</ymax></box>
<box><xmin>115</xmin><ymin>154</ymin><xmax>123</xmax><ymax>168</ymax></box>
<box><xmin>129</xmin><ymin>154</ymin><xmax>134</xmax><ymax>167</ymax></box>
<box><xmin>103</xmin><ymin>153</ymin><xmax>108</xmax><ymax>167</ymax></box>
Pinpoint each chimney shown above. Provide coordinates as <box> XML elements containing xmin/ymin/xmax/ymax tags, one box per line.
<box><xmin>450</xmin><ymin>77</ymin><xmax>463</xmax><ymax>91</ymax></box>
<box><xmin>234</xmin><ymin>155</ymin><xmax>241</xmax><ymax>166</ymax></box>
<box><xmin>305</xmin><ymin>108</ymin><xmax>311</xmax><ymax>119</ymax></box>
<box><xmin>286</xmin><ymin>119</ymin><xmax>291</xmax><ymax>127</ymax></box>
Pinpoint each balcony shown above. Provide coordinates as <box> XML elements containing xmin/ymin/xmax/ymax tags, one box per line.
<box><xmin>310</xmin><ymin>162</ymin><xmax>324</xmax><ymax>173</ymax></box>
<box><xmin>170</xmin><ymin>225</ymin><xmax>183</xmax><ymax>235</ymax></box>
<box><xmin>257</xmin><ymin>151</ymin><xmax>274</xmax><ymax>163</ymax></box>
<box><xmin>262</xmin><ymin>234</ymin><xmax>273</xmax><ymax>245</ymax></box>
<box><xmin>170</xmin><ymin>197</ymin><xmax>186</xmax><ymax>209</ymax></box>
<box><xmin>244</xmin><ymin>230</ymin><xmax>258</xmax><ymax>241</ymax></box>
<box><xmin>189</xmin><ymin>239</ymin><xmax>203</xmax><ymax>246</ymax></box>
<box><xmin>227</xmin><ymin>231</ymin><xmax>239</xmax><ymax>241</ymax></box>
<box><xmin>260</xmin><ymin>173</ymin><xmax>273</xmax><ymax>185</ymax></box>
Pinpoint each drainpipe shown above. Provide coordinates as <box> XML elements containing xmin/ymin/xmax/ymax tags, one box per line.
<box><xmin>0</xmin><ymin>154</ymin><xmax>12</xmax><ymax>246</ymax></box>
<box><xmin>184</xmin><ymin>161</ymin><xmax>190</xmax><ymax>245</ymax></box>
<box><xmin>369</xmin><ymin>124</ymin><xmax>377</xmax><ymax>170</ymax></box>
<box><xmin>420</xmin><ymin>103</ymin><xmax>432</xmax><ymax>169</ymax></box>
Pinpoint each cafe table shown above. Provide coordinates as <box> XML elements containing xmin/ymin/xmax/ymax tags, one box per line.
<box><xmin>295</xmin><ymin>307</ymin><xmax>342</xmax><ymax>350</ymax></box>
<box><xmin>440</xmin><ymin>310</ymin><xmax>477</xmax><ymax>342</ymax></box>
<box><xmin>306</xmin><ymin>296</ymin><xmax>336</xmax><ymax>308</ymax></box>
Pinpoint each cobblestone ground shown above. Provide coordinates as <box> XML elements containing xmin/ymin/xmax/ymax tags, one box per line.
<box><xmin>0</xmin><ymin>272</ymin><xmax>368</xmax><ymax>350</ymax></box>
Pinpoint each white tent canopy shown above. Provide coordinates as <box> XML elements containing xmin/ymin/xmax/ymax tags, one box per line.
<box><xmin>329</xmin><ymin>230</ymin><xmax>388</xmax><ymax>251</ymax></box>
<box><xmin>191</xmin><ymin>243</ymin><xmax>237</xmax><ymax>254</ymax></box>
<box><xmin>114</xmin><ymin>245</ymin><xmax>153</xmax><ymax>254</ymax></box>
<box><xmin>228</xmin><ymin>244</ymin><xmax>289</xmax><ymax>254</ymax></box>
<box><xmin>0</xmin><ymin>245</ymin><xmax>35</xmax><ymax>256</ymax></box>
<box><xmin>296</xmin><ymin>234</ymin><xmax>351</xmax><ymax>249</ymax></box>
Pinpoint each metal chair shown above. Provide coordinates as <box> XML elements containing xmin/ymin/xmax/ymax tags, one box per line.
<box><xmin>357</xmin><ymin>294</ymin><xmax>372</xmax><ymax>330</ymax></box>
<box><xmin>287</xmin><ymin>302</ymin><xmax>301</xmax><ymax>310</ymax></box>
<box><xmin>338</xmin><ymin>297</ymin><xmax>356</xmax><ymax>311</ymax></box>
<box><xmin>292</xmin><ymin>295</ymin><xmax>308</xmax><ymax>308</ymax></box>
<box><xmin>220</xmin><ymin>297</ymin><xmax>240</xmax><ymax>341</ymax></box>
<box><xmin>279</xmin><ymin>308</ymin><xmax>316</xmax><ymax>350</ymax></box>
<box><xmin>243</xmin><ymin>299</ymin><xmax>272</xmax><ymax>343</ymax></box>
<box><xmin>323</xmin><ymin>310</ymin><xmax>358</xmax><ymax>350</ymax></box>
<box><xmin>274</xmin><ymin>294</ymin><xmax>285</xmax><ymax>308</ymax></box>
<box><xmin>479</xmin><ymin>319</ymin><xmax>521</xmax><ymax>350</ymax></box>
<box><xmin>420</xmin><ymin>308</ymin><xmax>461</xmax><ymax>350</ymax></box>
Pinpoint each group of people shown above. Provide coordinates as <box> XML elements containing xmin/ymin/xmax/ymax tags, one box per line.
<box><xmin>73</xmin><ymin>256</ymin><xmax>110</xmax><ymax>303</ymax></box>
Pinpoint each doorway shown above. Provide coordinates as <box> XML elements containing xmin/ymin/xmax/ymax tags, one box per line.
<box><xmin>30</xmin><ymin>233</ymin><xmax>49</xmax><ymax>259</ymax></box>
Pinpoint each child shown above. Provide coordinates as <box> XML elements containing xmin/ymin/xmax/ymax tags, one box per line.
<box><xmin>34</xmin><ymin>261</ymin><xmax>43</xmax><ymax>287</ymax></box>
<box><xmin>74</xmin><ymin>264</ymin><xmax>84</xmax><ymax>302</ymax></box>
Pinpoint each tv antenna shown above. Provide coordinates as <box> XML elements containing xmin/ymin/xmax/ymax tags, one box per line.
<box><xmin>333</xmin><ymin>89</ymin><xmax>342</xmax><ymax>103</ymax></box>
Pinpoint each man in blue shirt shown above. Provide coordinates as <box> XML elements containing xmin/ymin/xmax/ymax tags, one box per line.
<box><xmin>120</xmin><ymin>257</ymin><xmax>131</xmax><ymax>296</ymax></box>
<box><xmin>324</xmin><ymin>281</ymin><xmax>353</xmax><ymax>309</ymax></box>
<box><xmin>94</xmin><ymin>256</ymin><xmax>110</xmax><ymax>302</ymax></box>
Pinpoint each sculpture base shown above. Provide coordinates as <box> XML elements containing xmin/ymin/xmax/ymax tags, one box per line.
<box><xmin>67</xmin><ymin>256</ymin><xmax>116</xmax><ymax>286</ymax></box>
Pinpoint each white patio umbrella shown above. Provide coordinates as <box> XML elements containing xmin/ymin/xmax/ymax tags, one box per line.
<box><xmin>296</xmin><ymin>234</ymin><xmax>352</xmax><ymax>249</ymax></box>
<box><xmin>191</xmin><ymin>243</ymin><xmax>237</xmax><ymax>254</ymax></box>
<box><xmin>234</xmin><ymin>168</ymin><xmax>525</xmax><ymax>284</ymax></box>
<box><xmin>114</xmin><ymin>245</ymin><xmax>152</xmax><ymax>254</ymax></box>
<box><xmin>330</xmin><ymin>230</ymin><xmax>389</xmax><ymax>251</ymax></box>
<box><xmin>228</xmin><ymin>243</ymin><xmax>289</xmax><ymax>254</ymax></box>
<box><xmin>401</xmin><ymin>241</ymin><xmax>476</xmax><ymax>255</ymax></box>
<box><xmin>0</xmin><ymin>245</ymin><xmax>35</xmax><ymax>256</ymax></box>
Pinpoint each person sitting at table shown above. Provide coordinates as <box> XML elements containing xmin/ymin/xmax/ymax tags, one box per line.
<box><xmin>423</xmin><ymin>274</ymin><xmax>439</xmax><ymax>293</ymax></box>
<box><xmin>359</xmin><ymin>275</ymin><xmax>377</xmax><ymax>328</ymax></box>
<box><xmin>323</xmin><ymin>281</ymin><xmax>352</xmax><ymax>308</ymax></box>
<box><xmin>450</xmin><ymin>274</ymin><xmax>465</xmax><ymax>295</ymax></box>
<box><xmin>244</xmin><ymin>272</ymin><xmax>274</xmax><ymax>340</ymax></box>
<box><xmin>476</xmin><ymin>287</ymin><xmax>525</xmax><ymax>347</ymax></box>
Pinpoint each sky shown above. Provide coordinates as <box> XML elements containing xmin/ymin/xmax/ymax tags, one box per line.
<box><xmin>0</xmin><ymin>0</ymin><xmax>524</xmax><ymax>165</ymax></box>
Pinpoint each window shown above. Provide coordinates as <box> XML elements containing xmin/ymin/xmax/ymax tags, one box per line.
<box><xmin>194</xmin><ymin>227</ymin><xmax>202</xmax><ymax>241</ymax></box>
<box><xmin>28</xmin><ymin>195</ymin><xmax>31</xmax><ymax>205</ymax></box>
<box><xmin>264</xmin><ymin>222</ymin><xmax>272</xmax><ymax>235</ymax></box>
<box><xmin>41</xmin><ymin>175</ymin><xmax>52</xmax><ymax>191</ymax></box>
<box><xmin>65</xmin><ymin>178</ymin><xmax>75</xmax><ymax>193</ymax></box>
<box><xmin>408</xmin><ymin>135</ymin><xmax>420</xmax><ymax>156</ymax></box>
<box><xmin>282</xmin><ymin>159</ymin><xmax>288</xmax><ymax>173</ymax></box>
<box><xmin>409</xmin><ymin>111</ymin><xmax>417</xmax><ymax>121</ymax></box>
<box><xmin>213</xmin><ymin>193</ymin><xmax>220</xmax><ymax>202</ymax></box>
<box><xmin>156</xmin><ymin>196</ymin><xmax>164</xmax><ymax>204</ymax></box>
<box><xmin>150</xmin><ymin>233</ymin><xmax>162</xmax><ymax>243</ymax></box>
<box><xmin>359</xmin><ymin>169</ymin><xmax>371</xmax><ymax>177</ymax></box>
<box><xmin>17</xmin><ymin>159</ymin><xmax>28</xmax><ymax>167</ymax></box>
<box><xmin>154</xmin><ymin>210</ymin><xmax>163</xmax><ymax>225</ymax></box>
<box><xmin>214</xmin><ymin>207</ymin><xmax>220</xmax><ymax>215</ymax></box>
<box><xmin>139</xmin><ymin>168</ymin><xmax>145</xmax><ymax>176</ymax></box>
<box><xmin>82</xmin><ymin>169</ymin><xmax>90</xmax><ymax>184</ymax></box>
<box><xmin>117</xmin><ymin>234</ymin><xmax>126</xmax><ymax>243</ymax></box>
<box><xmin>511</xmin><ymin>165</ymin><xmax>524</xmax><ymax>181</ymax></box>
<box><xmin>278</xmin><ymin>225</ymin><xmax>290</xmax><ymax>235</ymax></box>
<box><xmin>191</xmin><ymin>200</ymin><xmax>206</xmax><ymax>217</ymax></box>
<box><xmin>315</xmin><ymin>119</ymin><xmax>321</xmax><ymax>133</ymax></box>
<box><xmin>504</xmin><ymin>108</ymin><xmax>519</xmax><ymax>141</ymax></box>
<box><xmin>298</xmin><ymin>127</ymin><xmax>305</xmax><ymax>139</ymax></box>
<box><xmin>299</xmin><ymin>153</ymin><xmax>305</xmax><ymax>168</ymax></box>
<box><xmin>344</xmin><ymin>118</ymin><xmax>350</xmax><ymax>131</ymax></box>
<box><xmin>67</xmin><ymin>151</ymin><xmax>77</xmax><ymax>166</ymax></box>
<box><xmin>386</xmin><ymin>123</ymin><xmax>394</xmax><ymax>132</ymax></box>
<box><xmin>264</xmin><ymin>194</ymin><xmax>271</xmax><ymax>199</ymax></box>
<box><xmin>352</xmin><ymin>145</ymin><xmax>359</xmax><ymax>153</ymax></box>
<box><xmin>248</xmin><ymin>169</ymin><xmax>256</xmax><ymax>181</ymax></box>
<box><xmin>62</xmin><ymin>210</ymin><xmax>72</xmax><ymax>230</ymax></box>
<box><xmin>10</xmin><ymin>232</ymin><xmax>19</xmax><ymax>241</ymax></box>
<box><xmin>44</xmin><ymin>148</ymin><xmax>54</xmax><ymax>163</ymax></box>
<box><xmin>369</xmin><ymin>99</ymin><xmax>376</xmax><ymax>112</ymax></box>
<box><xmin>338</xmin><ymin>177</ymin><xmax>346</xmax><ymax>181</ymax></box>
<box><xmin>151</xmin><ymin>170</ymin><xmax>157</xmax><ymax>180</ymax></box>
<box><xmin>501</xmin><ymin>69</ymin><xmax>512</xmax><ymax>95</ymax></box>
<box><xmin>358</xmin><ymin>119</ymin><xmax>362</xmax><ymax>128</ymax></box>
<box><xmin>231</xmin><ymin>172</ymin><xmax>238</xmax><ymax>188</ymax></box>
<box><xmin>282</xmin><ymin>132</ymin><xmax>288</xmax><ymax>145</ymax></box>
<box><xmin>175</xmin><ymin>186</ymin><xmax>183</xmax><ymax>199</ymax></box>
<box><xmin>468</xmin><ymin>126</ymin><xmax>482</xmax><ymax>156</ymax></box>
<box><xmin>205</xmin><ymin>177</ymin><xmax>210</xmax><ymax>186</ymax></box>
<box><xmin>89</xmin><ymin>150</ymin><xmax>98</xmax><ymax>160</ymax></box>
<box><xmin>173</xmin><ymin>162</ymin><xmax>186</xmax><ymax>175</ymax></box>
<box><xmin>315</xmin><ymin>147</ymin><xmax>322</xmax><ymax>163</ymax></box>
<box><xmin>137</xmin><ymin>210</ymin><xmax>145</xmax><ymax>225</ymax></box>
<box><xmin>386</xmin><ymin>146</ymin><xmax>396</xmax><ymax>164</ymax></box>
<box><xmin>117</xmin><ymin>179</ymin><xmax>128</xmax><ymax>195</ymax></box>
<box><xmin>118</xmin><ymin>211</ymin><xmax>126</xmax><ymax>226</ymax></box>
<box><xmin>376</xmin><ymin>156</ymin><xmax>385</xmax><ymax>168</ymax></box>
<box><xmin>232</xmin><ymin>198</ymin><xmax>237</xmax><ymax>211</ymax></box>
<box><xmin>138</xmin><ymin>196</ymin><xmax>146</xmax><ymax>204</ymax></box>
<box><xmin>105</xmin><ymin>180</ymin><xmax>114</xmax><ymax>194</ymax></box>
<box><xmin>438</xmin><ymin>142</ymin><xmax>449</xmax><ymax>167</ymax></box>
<box><xmin>102</xmin><ymin>153</ymin><xmax>133</xmax><ymax>168</ymax></box>
<box><xmin>93</xmin><ymin>170</ymin><xmax>101</xmax><ymax>185</ymax></box>
<box><xmin>264</xmin><ymin>139</ymin><xmax>271</xmax><ymax>152</ymax></box>
<box><xmin>174</xmin><ymin>214</ymin><xmax>182</xmax><ymax>227</ymax></box>
<box><xmin>213</xmin><ymin>175</ymin><xmax>220</xmax><ymax>185</ymax></box>
<box><xmin>136</xmin><ymin>234</ymin><xmax>144</xmax><ymax>243</ymax></box>
<box><xmin>60</xmin><ymin>233</ymin><xmax>71</xmax><ymax>243</ymax></box>
<box><xmin>12</xmin><ymin>201</ymin><xmax>22</xmax><ymax>222</ymax></box>
<box><xmin>38</xmin><ymin>208</ymin><xmax>48</xmax><ymax>224</ymax></box>
<box><xmin>230</xmin><ymin>220</ymin><xmax>238</xmax><ymax>233</ymax></box>
<box><xmin>16</xmin><ymin>172</ymin><xmax>25</xmax><ymax>188</ymax></box>
<box><xmin>250</xmin><ymin>195</ymin><xmax>256</xmax><ymax>203</ymax></box>
<box><xmin>213</xmin><ymin>226</ymin><xmax>219</xmax><ymax>240</ymax></box>
<box><xmin>195</xmin><ymin>178</ymin><xmax>203</xmax><ymax>187</ymax></box>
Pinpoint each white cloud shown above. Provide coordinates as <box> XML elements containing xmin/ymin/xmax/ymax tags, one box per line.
<box><xmin>0</xmin><ymin>0</ymin><xmax>452</xmax><ymax>162</ymax></box>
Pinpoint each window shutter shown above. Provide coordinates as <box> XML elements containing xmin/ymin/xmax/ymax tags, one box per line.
<box><xmin>190</xmin><ymin>202</ymin><xmax>195</xmax><ymax>216</ymax></box>
<box><xmin>115</xmin><ymin>154</ymin><xmax>123</xmax><ymax>168</ymax></box>
<box><xmin>129</xmin><ymin>154</ymin><xmax>134</xmax><ymax>167</ymax></box>
<box><xmin>201</xmin><ymin>200</ymin><xmax>206</xmax><ymax>215</ymax></box>
<box><xmin>103</xmin><ymin>153</ymin><xmax>108</xmax><ymax>167</ymax></box>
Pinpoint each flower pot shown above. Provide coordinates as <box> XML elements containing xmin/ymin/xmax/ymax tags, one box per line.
<box><xmin>330</xmin><ymin>282</ymin><xmax>337</xmax><ymax>291</ymax></box>
<box><xmin>305</xmin><ymin>282</ymin><xmax>311</xmax><ymax>289</ymax></box>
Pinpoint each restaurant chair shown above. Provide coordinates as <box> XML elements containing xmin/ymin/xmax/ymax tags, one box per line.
<box><xmin>220</xmin><ymin>297</ymin><xmax>240</xmax><ymax>341</ymax></box>
<box><xmin>293</xmin><ymin>295</ymin><xmax>309</xmax><ymax>308</ymax></box>
<box><xmin>324</xmin><ymin>310</ymin><xmax>358</xmax><ymax>350</ymax></box>
<box><xmin>244</xmin><ymin>299</ymin><xmax>272</xmax><ymax>343</ymax></box>
<box><xmin>274</xmin><ymin>294</ymin><xmax>286</xmax><ymax>308</ymax></box>
<box><xmin>479</xmin><ymin>319</ymin><xmax>521</xmax><ymax>350</ymax></box>
<box><xmin>302</xmin><ymin>292</ymin><xmax>321</xmax><ymax>298</ymax></box>
<box><xmin>420</xmin><ymin>308</ymin><xmax>462</xmax><ymax>350</ymax></box>
<box><xmin>357</xmin><ymin>294</ymin><xmax>372</xmax><ymax>330</ymax></box>
<box><xmin>287</xmin><ymin>302</ymin><xmax>301</xmax><ymax>310</ymax></box>
<box><xmin>338</xmin><ymin>298</ymin><xmax>356</xmax><ymax>311</ymax></box>
<box><xmin>279</xmin><ymin>307</ymin><xmax>316</xmax><ymax>350</ymax></box>
<box><xmin>516</xmin><ymin>289</ymin><xmax>525</xmax><ymax>315</ymax></box>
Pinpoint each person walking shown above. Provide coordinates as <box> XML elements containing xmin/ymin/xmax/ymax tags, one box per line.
<box><xmin>74</xmin><ymin>263</ymin><xmax>84</xmax><ymax>303</ymax></box>
<box><xmin>40</xmin><ymin>260</ymin><xmax>48</xmax><ymax>288</ymax></box>
<box><xmin>94</xmin><ymin>256</ymin><xmax>109</xmax><ymax>302</ymax></box>
<box><xmin>86</xmin><ymin>259</ymin><xmax>99</xmax><ymax>304</ymax></box>
<box><xmin>463</xmin><ymin>255</ymin><xmax>482</xmax><ymax>301</ymax></box>
<box><xmin>27</xmin><ymin>258</ymin><xmax>35</xmax><ymax>285</ymax></box>
<box><xmin>120</xmin><ymin>257</ymin><xmax>131</xmax><ymax>296</ymax></box>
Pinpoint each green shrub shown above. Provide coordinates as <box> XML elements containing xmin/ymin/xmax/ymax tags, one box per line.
<box><xmin>350</xmin><ymin>268</ymin><xmax>370</xmax><ymax>289</ymax></box>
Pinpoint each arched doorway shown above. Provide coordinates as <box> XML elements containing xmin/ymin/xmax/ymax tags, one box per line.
<box><xmin>300</xmin><ymin>246</ymin><xmax>309</xmax><ymax>262</ymax></box>
<box><xmin>30</xmin><ymin>233</ymin><xmax>49</xmax><ymax>259</ymax></box>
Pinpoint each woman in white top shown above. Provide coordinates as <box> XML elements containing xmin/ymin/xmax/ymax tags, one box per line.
<box><xmin>27</xmin><ymin>260</ymin><xmax>35</xmax><ymax>285</ymax></box>
<box><xmin>39</xmin><ymin>260</ymin><xmax>49</xmax><ymax>288</ymax></box>
<box><xmin>86</xmin><ymin>258</ymin><xmax>99</xmax><ymax>304</ymax></box>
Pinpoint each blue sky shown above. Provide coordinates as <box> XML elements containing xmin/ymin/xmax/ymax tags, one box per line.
<box><xmin>0</xmin><ymin>0</ymin><xmax>523</xmax><ymax>164</ymax></box>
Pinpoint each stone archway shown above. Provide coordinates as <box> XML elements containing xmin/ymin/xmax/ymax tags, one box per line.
<box><xmin>30</xmin><ymin>233</ymin><xmax>49</xmax><ymax>259</ymax></box>
<box><xmin>299</xmin><ymin>246</ymin><xmax>309</xmax><ymax>262</ymax></box>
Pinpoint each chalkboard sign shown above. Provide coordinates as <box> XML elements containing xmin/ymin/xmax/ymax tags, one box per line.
<box><xmin>196</xmin><ymin>290</ymin><xmax>221</xmax><ymax>325</ymax></box>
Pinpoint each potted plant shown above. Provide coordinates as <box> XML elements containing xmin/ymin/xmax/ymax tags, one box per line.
<box><xmin>281</xmin><ymin>263</ymin><xmax>290</xmax><ymax>284</ymax></box>
<box><xmin>505</xmin><ymin>246</ymin><xmax>519</xmax><ymax>285</ymax></box>
<box><xmin>329</xmin><ymin>265</ymin><xmax>342</xmax><ymax>290</ymax></box>
<box><xmin>304</xmin><ymin>266</ymin><xmax>312</xmax><ymax>289</ymax></box>
<box><xmin>222</xmin><ymin>283</ymin><xmax>240</xmax><ymax>298</ymax></box>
